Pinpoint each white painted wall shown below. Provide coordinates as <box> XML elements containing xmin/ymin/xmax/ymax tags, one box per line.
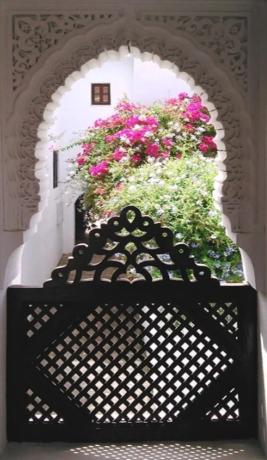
<box><xmin>49</xmin><ymin>55</ymin><xmax>191</xmax><ymax>254</ymax></box>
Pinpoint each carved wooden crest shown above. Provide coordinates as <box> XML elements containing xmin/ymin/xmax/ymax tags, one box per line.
<box><xmin>45</xmin><ymin>206</ymin><xmax>219</xmax><ymax>286</ymax></box>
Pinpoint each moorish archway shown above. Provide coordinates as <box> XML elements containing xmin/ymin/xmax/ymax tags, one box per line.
<box><xmin>2</xmin><ymin>2</ymin><xmax>267</xmax><ymax>457</ymax></box>
<box><xmin>5</xmin><ymin>19</ymin><xmax>253</xmax><ymax>232</ymax></box>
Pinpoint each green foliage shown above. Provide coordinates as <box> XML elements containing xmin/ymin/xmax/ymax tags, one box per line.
<box><xmin>99</xmin><ymin>156</ymin><xmax>243</xmax><ymax>282</ymax></box>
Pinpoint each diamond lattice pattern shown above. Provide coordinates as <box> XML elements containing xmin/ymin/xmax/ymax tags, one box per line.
<box><xmin>36</xmin><ymin>302</ymin><xmax>234</xmax><ymax>423</ymax></box>
<box><xmin>26</xmin><ymin>388</ymin><xmax>64</xmax><ymax>424</ymax></box>
<box><xmin>205</xmin><ymin>387</ymin><xmax>240</xmax><ymax>421</ymax></box>
<box><xmin>201</xmin><ymin>301</ymin><xmax>238</xmax><ymax>339</ymax></box>
<box><xmin>26</xmin><ymin>303</ymin><xmax>63</xmax><ymax>338</ymax></box>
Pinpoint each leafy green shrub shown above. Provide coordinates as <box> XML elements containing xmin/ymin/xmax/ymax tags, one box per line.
<box><xmin>99</xmin><ymin>156</ymin><xmax>243</xmax><ymax>282</ymax></box>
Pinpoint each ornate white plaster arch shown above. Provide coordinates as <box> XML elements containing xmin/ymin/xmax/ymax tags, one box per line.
<box><xmin>5</xmin><ymin>17</ymin><xmax>254</xmax><ymax>243</ymax></box>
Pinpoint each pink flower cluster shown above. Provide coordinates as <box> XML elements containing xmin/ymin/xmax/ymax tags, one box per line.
<box><xmin>94</xmin><ymin>114</ymin><xmax>123</xmax><ymax>129</ymax></box>
<box><xmin>116</xmin><ymin>100</ymin><xmax>140</xmax><ymax>112</ymax></box>
<box><xmin>166</xmin><ymin>92</ymin><xmax>189</xmax><ymax>105</ymax></box>
<box><xmin>182</xmin><ymin>100</ymin><xmax>210</xmax><ymax>123</ymax></box>
<box><xmin>112</xmin><ymin>148</ymin><xmax>125</xmax><ymax>161</ymax></box>
<box><xmin>145</xmin><ymin>143</ymin><xmax>160</xmax><ymax>158</ymax></box>
<box><xmin>90</xmin><ymin>160</ymin><xmax>109</xmax><ymax>177</ymax></box>
<box><xmin>76</xmin><ymin>143</ymin><xmax>94</xmax><ymax>166</ymax></box>
<box><xmin>73</xmin><ymin>93</ymin><xmax>217</xmax><ymax>184</ymax></box>
<box><xmin>103</xmin><ymin>115</ymin><xmax>159</xmax><ymax>147</ymax></box>
<box><xmin>199</xmin><ymin>135</ymin><xmax>217</xmax><ymax>154</ymax></box>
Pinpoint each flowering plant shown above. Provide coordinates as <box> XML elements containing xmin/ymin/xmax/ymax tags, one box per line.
<box><xmin>64</xmin><ymin>93</ymin><xmax>243</xmax><ymax>281</ymax></box>
<box><xmin>68</xmin><ymin>93</ymin><xmax>217</xmax><ymax>210</ymax></box>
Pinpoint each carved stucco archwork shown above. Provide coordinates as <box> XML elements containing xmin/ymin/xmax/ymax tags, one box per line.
<box><xmin>12</xmin><ymin>13</ymin><xmax>248</xmax><ymax>95</ymax></box>
<box><xmin>6</xmin><ymin>16</ymin><xmax>253</xmax><ymax>243</ymax></box>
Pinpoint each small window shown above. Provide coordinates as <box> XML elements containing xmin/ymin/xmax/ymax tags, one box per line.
<box><xmin>91</xmin><ymin>83</ymin><xmax>111</xmax><ymax>105</ymax></box>
<box><xmin>53</xmin><ymin>150</ymin><xmax>58</xmax><ymax>189</ymax></box>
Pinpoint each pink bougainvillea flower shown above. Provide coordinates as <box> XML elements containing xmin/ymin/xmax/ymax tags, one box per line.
<box><xmin>199</xmin><ymin>136</ymin><xmax>217</xmax><ymax>153</ymax></box>
<box><xmin>200</xmin><ymin>112</ymin><xmax>211</xmax><ymax>123</ymax></box>
<box><xmin>184</xmin><ymin>123</ymin><xmax>194</xmax><ymax>132</ymax></box>
<box><xmin>125</xmin><ymin>115</ymin><xmax>141</xmax><ymax>128</ymax></box>
<box><xmin>201</xmin><ymin>135</ymin><xmax>214</xmax><ymax>145</ymax></box>
<box><xmin>145</xmin><ymin>143</ymin><xmax>160</xmax><ymax>157</ymax></box>
<box><xmin>82</xmin><ymin>143</ymin><xmax>94</xmax><ymax>155</ymax></box>
<box><xmin>131</xmin><ymin>153</ymin><xmax>142</xmax><ymax>164</ymax></box>
<box><xmin>198</xmin><ymin>143</ymin><xmax>210</xmax><ymax>153</ymax></box>
<box><xmin>166</xmin><ymin>97</ymin><xmax>179</xmax><ymax>106</ymax></box>
<box><xmin>187</xmin><ymin>101</ymin><xmax>202</xmax><ymax>112</ymax></box>
<box><xmin>191</xmin><ymin>94</ymin><xmax>202</xmax><ymax>103</ymax></box>
<box><xmin>116</xmin><ymin>126</ymin><xmax>153</xmax><ymax>145</ymax></box>
<box><xmin>161</xmin><ymin>151</ymin><xmax>170</xmax><ymax>159</ymax></box>
<box><xmin>112</xmin><ymin>148</ymin><xmax>125</xmax><ymax>161</ymax></box>
<box><xmin>162</xmin><ymin>138</ymin><xmax>174</xmax><ymax>148</ymax></box>
<box><xmin>125</xmin><ymin>114</ymin><xmax>158</xmax><ymax>129</ymax></box>
<box><xmin>94</xmin><ymin>118</ymin><xmax>108</xmax><ymax>128</ymax></box>
<box><xmin>144</xmin><ymin>116</ymin><xmax>159</xmax><ymax>128</ymax></box>
<box><xmin>116</xmin><ymin>100</ymin><xmax>139</xmax><ymax>112</ymax></box>
<box><xmin>178</xmin><ymin>92</ymin><xmax>189</xmax><ymax>101</ymax></box>
<box><xmin>76</xmin><ymin>154</ymin><xmax>87</xmax><ymax>166</ymax></box>
<box><xmin>105</xmin><ymin>134</ymin><xmax>117</xmax><ymax>143</ymax></box>
<box><xmin>90</xmin><ymin>160</ymin><xmax>109</xmax><ymax>177</ymax></box>
<box><xmin>176</xmin><ymin>152</ymin><xmax>182</xmax><ymax>159</ymax></box>
<box><xmin>209</xmin><ymin>141</ymin><xmax>217</xmax><ymax>151</ymax></box>
<box><xmin>108</xmin><ymin>114</ymin><xmax>123</xmax><ymax>127</ymax></box>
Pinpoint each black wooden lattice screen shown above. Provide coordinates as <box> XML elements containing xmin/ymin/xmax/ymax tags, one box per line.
<box><xmin>7</xmin><ymin>206</ymin><xmax>257</xmax><ymax>442</ymax></box>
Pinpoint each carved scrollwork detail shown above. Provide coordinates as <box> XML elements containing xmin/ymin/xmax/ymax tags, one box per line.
<box><xmin>136</xmin><ymin>14</ymin><xmax>248</xmax><ymax>94</ymax></box>
<box><xmin>12</xmin><ymin>14</ymin><xmax>248</xmax><ymax>95</ymax></box>
<box><xmin>45</xmin><ymin>206</ymin><xmax>219</xmax><ymax>286</ymax></box>
<box><xmin>12</xmin><ymin>13</ymin><xmax>122</xmax><ymax>91</ymax></box>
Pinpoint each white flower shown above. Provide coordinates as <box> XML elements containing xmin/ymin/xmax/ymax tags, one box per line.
<box><xmin>120</xmin><ymin>135</ymin><xmax>131</xmax><ymax>145</ymax></box>
<box><xmin>147</xmin><ymin>157</ymin><xmax>156</xmax><ymax>163</ymax></box>
<box><xmin>148</xmin><ymin>178</ymin><xmax>162</xmax><ymax>185</ymax></box>
<box><xmin>208</xmin><ymin>210</ymin><xmax>216</xmax><ymax>217</ymax></box>
<box><xmin>156</xmin><ymin>209</ymin><xmax>164</xmax><ymax>216</ymax></box>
